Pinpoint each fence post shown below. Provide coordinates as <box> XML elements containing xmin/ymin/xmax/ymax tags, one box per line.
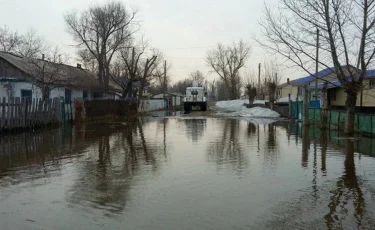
<box><xmin>1</xmin><ymin>97</ymin><xmax>5</xmax><ymax>129</ymax></box>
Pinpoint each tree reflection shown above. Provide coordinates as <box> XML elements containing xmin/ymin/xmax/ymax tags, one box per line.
<box><xmin>67</xmin><ymin>118</ymin><xmax>164</xmax><ymax>215</ymax></box>
<box><xmin>301</xmin><ymin>126</ymin><xmax>310</xmax><ymax>168</ymax></box>
<box><xmin>324</xmin><ymin>140</ymin><xmax>365</xmax><ymax>229</ymax></box>
<box><xmin>320</xmin><ymin>129</ymin><xmax>328</xmax><ymax>176</ymax></box>
<box><xmin>207</xmin><ymin>119</ymin><xmax>247</xmax><ymax>174</ymax></box>
<box><xmin>182</xmin><ymin>118</ymin><xmax>207</xmax><ymax>142</ymax></box>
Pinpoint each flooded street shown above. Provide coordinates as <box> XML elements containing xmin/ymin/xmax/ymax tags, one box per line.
<box><xmin>1</xmin><ymin>115</ymin><xmax>375</xmax><ymax>230</ymax></box>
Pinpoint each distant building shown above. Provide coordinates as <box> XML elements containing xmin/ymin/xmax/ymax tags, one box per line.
<box><xmin>152</xmin><ymin>92</ymin><xmax>183</xmax><ymax>107</ymax></box>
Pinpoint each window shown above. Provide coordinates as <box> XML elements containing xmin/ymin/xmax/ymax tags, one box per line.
<box><xmin>83</xmin><ymin>90</ymin><xmax>88</xmax><ymax>100</ymax></box>
<box><xmin>65</xmin><ymin>89</ymin><xmax>72</xmax><ymax>103</ymax></box>
<box><xmin>370</xmin><ymin>80</ymin><xmax>375</xmax><ymax>89</ymax></box>
<box><xmin>21</xmin><ymin>89</ymin><xmax>32</xmax><ymax>101</ymax></box>
<box><xmin>330</xmin><ymin>90</ymin><xmax>336</xmax><ymax>101</ymax></box>
<box><xmin>298</xmin><ymin>87</ymin><xmax>302</xmax><ymax>95</ymax></box>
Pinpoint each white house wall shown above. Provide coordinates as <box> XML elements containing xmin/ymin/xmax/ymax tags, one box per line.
<box><xmin>0</xmin><ymin>81</ymin><xmax>90</xmax><ymax>102</ymax></box>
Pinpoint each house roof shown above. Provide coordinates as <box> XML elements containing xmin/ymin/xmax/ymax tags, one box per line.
<box><xmin>0</xmin><ymin>51</ymin><xmax>113</xmax><ymax>91</ymax></box>
<box><xmin>289</xmin><ymin>67</ymin><xmax>336</xmax><ymax>86</ymax></box>
<box><xmin>308</xmin><ymin>69</ymin><xmax>375</xmax><ymax>89</ymax></box>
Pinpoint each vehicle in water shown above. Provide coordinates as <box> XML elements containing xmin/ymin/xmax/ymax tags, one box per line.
<box><xmin>184</xmin><ymin>81</ymin><xmax>207</xmax><ymax>111</ymax></box>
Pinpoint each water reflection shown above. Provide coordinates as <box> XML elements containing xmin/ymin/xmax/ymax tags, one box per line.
<box><xmin>207</xmin><ymin>119</ymin><xmax>247</xmax><ymax>174</ymax></box>
<box><xmin>302</xmin><ymin>126</ymin><xmax>310</xmax><ymax>168</ymax></box>
<box><xmin>324</xmin><ymin>140</ymin><xmax>366</xmax><ymax>229</ymax></box>
<box><xmin>1</xmin><ymin>119</ymin><xmax>375</xmax><ymax>230</ymax></box>
<box><xmin>67</xmin><ymin>118</ymin><xmax>165</xmax><ymax>215</ymax></box>
<box><xmin>183</xmin><ymin>118</ymin><xmax>206</xmax><ymax>142</ymax></box>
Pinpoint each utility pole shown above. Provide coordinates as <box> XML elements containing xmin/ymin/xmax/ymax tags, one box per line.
<box><xmin>163</xmin><ymin>60</ymin><xmax>167</xmax><ymax>99</ymax></box>
<box><xmin>163</xmin><ymin>60</ymin><xmax>167</xmax><ymax>108</ymax></box>
<box><xmin>314</xmin><ymin>29</ymin><xmax>320</xmax><ymax>100</ymax></box>
<box><xmin>258</xmin><ymin>63</ymin><xmax>261</xmax><ymax>99</ymax></box>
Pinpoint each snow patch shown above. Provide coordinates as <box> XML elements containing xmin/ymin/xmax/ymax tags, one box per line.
<box><xmin>214</xmin><ymin>100</ymin><xmax>280</xmax><ymax>119</ymax></box>
<box><xmin>215</xmin><ymin>99</ymin><xmax>248</xmax><ymax>111</ymax></box>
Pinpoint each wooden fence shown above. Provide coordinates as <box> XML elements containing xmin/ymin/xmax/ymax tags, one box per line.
<box><xmin>0</xmin><ymin>97</ymin><xmax>61</xmax><ymax>131</ymax></box>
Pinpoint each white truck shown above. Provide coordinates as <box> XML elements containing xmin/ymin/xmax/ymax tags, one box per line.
<box><xmin>184</xmin><ymin>81</ymin><xmax>207</xmax><ymax>111</ymax></box>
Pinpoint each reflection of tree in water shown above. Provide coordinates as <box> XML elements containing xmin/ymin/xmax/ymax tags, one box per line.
<box><xmin>207</xmin><ymin>119</ymin><xmax>248</xmax><ymax>174</ymax></box>
<box><xmin>324</xmin><ymin>140</ymin><xmax>366</xmax><ymax>229</ymax></box>
<box><xmin>302</xmin><ymin>126</ymin><xmax>310</xmax><ymax>168</ymax></box>
<box><xmin>253</xmin><ymin>139</ymin><xmax>374</xmax><ymax>230</ymax></box>
<box><xmin>247</xmin><ymin>122</ymin><xmax>256</xmax><ymax>137</ymax></box>
<box><xmin>320</xmin><ymin>129</ymin><xmax>328</xmax><ymax>176</ymax></box>
<box><xmin>260</xmin><ymin>123</ymin><xmax>280</xmax><ymax>168</ymax></box>
<box><xmin>67</xmin><ymin>118</ymin><xmax>164</xmax><ymax>216</ymax></box>
<box><xmin>183</xmin><ymin>119</ymin><xmax>207</xmax><ymax>142</ymax></box>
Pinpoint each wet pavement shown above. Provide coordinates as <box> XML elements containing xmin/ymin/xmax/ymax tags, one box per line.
<box><xmin>1</xmin><ymin>115</ymin><xmax>375</xmax><ymax>229</ymax></box>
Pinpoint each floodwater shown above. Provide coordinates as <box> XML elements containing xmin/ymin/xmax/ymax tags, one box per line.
<box><xmin>1</xmin><ymin>115</ymin><xmax>375</xmax><ymax>230</ymax></box>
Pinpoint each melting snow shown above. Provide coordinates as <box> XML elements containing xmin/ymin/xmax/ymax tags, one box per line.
<box><xmin>214</xmin><ymin>100</ymin><xmax>280</xmax><ymax>119</ymax></box>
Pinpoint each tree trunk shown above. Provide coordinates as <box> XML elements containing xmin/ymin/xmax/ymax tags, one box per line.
<box><xmin>137</xmin><ymin>80</ymin><xmax>145</xmax><ymax>108</ymax></box>
<box><xmin>321</xmin><ymin>83</ymin><xmax>328</xmax><ymax>129</ymax></box>
<box><xmin>303</xmin><ymin>85</ymin><xmax>310</xmax><ymax>126</ymax></box>
<box><xmin>344</xmin><ymin>89</ymin><xmax>357</xmax><ymax>136</ymax></box>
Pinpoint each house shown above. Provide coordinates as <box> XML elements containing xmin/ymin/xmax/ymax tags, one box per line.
<box><xmin>0</xmin><ymin>51</ymin><xmax>118</xmax><ymax>103</ymax></box>
<box><xmin>152</xmin><ymin>92</ymin><xmax>184</xmax><ymax>107</ymax></box>
<box><xmin>276</xmin><ymin>66</ymin><xmax>357</xmax><ymax>101</ymax></box>
<box><xmin>309</xmin><ymin>69</ymin><xmax>375</xmax><ymax>112</ymax></box>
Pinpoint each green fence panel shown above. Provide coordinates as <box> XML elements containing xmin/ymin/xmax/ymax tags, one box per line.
<box><xmin>359</xmin><ymin>115</ymin><xmax>372</xmax><ymax>134</ymax></box>
<box><xmin>338</xmin><ymin>112</ymin><xmax>346</xmax><ymax>130</ymax></box>
<box><xmin>314</xmin><ymin>109</ymin><xmax>321</xmax><ymax>122</ymax></box>
<box><xmin>371</xmin><ymin>115</ymin><xmax>375</xmax><ymax>135</ymax></box>
<box><xmin>355</xmin><ymin>114</ymin><xmax>360</xmax><ymax>132</ymax></box>
<box><xmin>330</xmin><ymin>111</ymin><xmax>339</xmax><ymax>129</ymax></box>
<box><xmin>308</xmin><ymin>108</ymin><xmax>315</xmax><ymax>121</ymax></box>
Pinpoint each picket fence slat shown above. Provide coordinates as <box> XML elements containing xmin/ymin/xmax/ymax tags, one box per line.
<box><xmin>0</xmin><ymin>97</ymin><xmax>71</xmax><ymax>131</ymax></box>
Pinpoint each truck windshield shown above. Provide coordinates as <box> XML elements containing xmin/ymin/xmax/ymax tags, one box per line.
<box><xmin>191</xmin><ymin>90</ymin><xmax>198</xmax><ymax>95</ymax></box>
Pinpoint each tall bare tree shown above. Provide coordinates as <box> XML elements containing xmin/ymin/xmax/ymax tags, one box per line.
<box><xmin>206</xmin><ymin>40</ymin><xmax>251</xmax><ymax>100</ymax></box>
<box><xmin>257</xmin><ymin>0</ymin><xmax>375</xmax><ymax>135</ymax></box>
<box><xmin>189</xmin><ymin>70</ymin><xmax>205</xmax><ymax>86</ymax></box>
<box><xmin>64</xmin><ymin>1</ymin><xmax>138</xmax><ymax>87</ymax></box>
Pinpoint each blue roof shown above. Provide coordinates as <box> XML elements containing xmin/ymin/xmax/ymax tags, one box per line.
<box><xmin>290</xmin><ymin>67</ymin><xmax>336</xmax><ymax>85</ymax></box>
<box><xmin>308</xmin><ymin>69</ymin><xmax>375</xmax><ymax>89</ymax></box>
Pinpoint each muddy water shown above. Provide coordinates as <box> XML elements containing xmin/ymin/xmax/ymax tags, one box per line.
<box><xmin>1</xmin><ymin>117</ymin><xmax>375</xmax><ymax>230</ymax></box>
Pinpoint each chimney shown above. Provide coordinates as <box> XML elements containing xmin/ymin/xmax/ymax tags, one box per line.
<box><xmin>42</xmin><ymin>54</ymin><xmax>45</xmax><ymax>60</ymax></box>
<box><xmin>77</xmin><ymin>63</ymin><xmax>82</xmax><ymax>69</ymax></box>
<box><xmin>287</xmin><ymin>78</ymin><xmax>290</xmax><ymax>84</ymax></box>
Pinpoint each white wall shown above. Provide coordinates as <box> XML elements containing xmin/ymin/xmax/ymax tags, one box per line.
<box><xmin>0</xmin><ymin>81</ymin><xmax>91</xmax><ymax>102</ymax></box>
<box><xmin>139</xmin><ymin>99</ymin><xmax>166</xmax><ymax>112</ymax></box>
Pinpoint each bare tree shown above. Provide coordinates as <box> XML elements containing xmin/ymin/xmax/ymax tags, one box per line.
<box><xmin>16</xmin><ymin>28</ymin><xmax>46</xmax><ymax>58</ymax></box>
<box><xmin>0</xmin><ymin>26</ymin><xmax>46</xmax><ymax>58</ymax></box>
<box><xmin>206</xmin><ymin>40</ymin><xmax>251</xmax><ymax>100</ymax></box>
<box><xmin>65</xmin><ymin>1</ymin><xmax>138</xmax><ymax>87</ymax></box>
<box><xmin>137</xmin><ymin>54</ymin><xmax>158</xmax><ymax>105</ymax></box>
<box><xmin>23</xmin><ymin>46</ymin><xmax>71</xmax><ymax>101</ymax></box>
<box><xmin>243</xmin><ymin>71</ymin><xmax>258</xmax><ymax>105</ymax></box>
<box><xmin>112</xmin><ymin>44</ymin><xmax>146</xmax><ymax>98</ymax></box>
<box><xmin>263</xmin><ymin>61</ymin><xmax>282</xmax><ymax>109</ymax></box>
<box><xmin>0</xmin><ymin>25</ymin><xmax>22</xmax><ymax>53</ymax></box>
<box><xmin>189</xmin><ymin>70</ymin><xmax>205</xmax><ymax>86</ymax></box>
<box><xmin>257</xmin><ymin>0</ymin><xmax>375</xmax><ymax>135</ymax></box>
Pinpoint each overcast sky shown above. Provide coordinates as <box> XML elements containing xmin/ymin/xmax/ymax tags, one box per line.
<box><xmin>0</xmin><ymin>0</ymin><xmax>303</xmax><ymax>83</ymax></box>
